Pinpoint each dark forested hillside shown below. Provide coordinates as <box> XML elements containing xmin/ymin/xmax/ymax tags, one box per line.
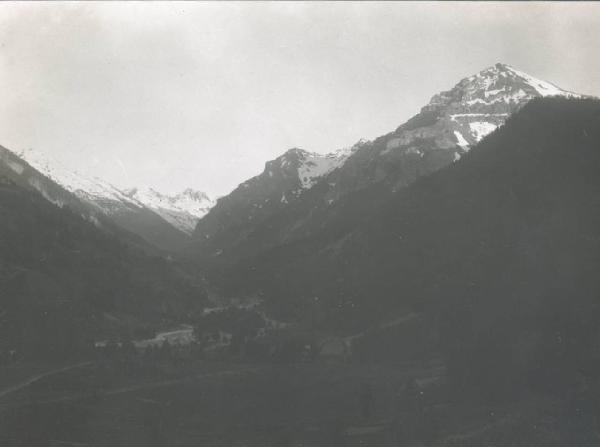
<box><xmin>357</xmin><ymin>97</ymin><xmax>600</xmax><ymax>395</ymax></box>
<box><xmin>0</xmin><ymin>178</ymin><xmax>206</xmax><ymax>361</ymax></box>
<box><xmin>221</xmin><ymin>98</ymin><xmax>600</xmax><ymax>394</ymax></box>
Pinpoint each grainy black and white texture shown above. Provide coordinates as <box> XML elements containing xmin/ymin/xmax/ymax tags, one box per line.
<box><xmin>1</xmin><ymin>3</ymin><xmax>600</xmax><ymax>446</ymax></box>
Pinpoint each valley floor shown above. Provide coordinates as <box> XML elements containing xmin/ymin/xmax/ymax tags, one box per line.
<box><xmin>1</xmin><ymin>357</ymin><xmax>597</xmax><ymax>447</ymax></box>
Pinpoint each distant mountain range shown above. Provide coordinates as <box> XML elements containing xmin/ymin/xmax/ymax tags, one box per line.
<box><xmin>123</xmin><ymin>187</ymin><xmax>214</xmax><ymax>235</ymax></box>
<box><xmin>1</xmin><ymin>63</ymin><xmax>579</xmax><ymax>259</ymax></box>
<box><xmin>0</xmin><ymin>146</ymin><xmax>213</xmax><ymax>251</ymax></box>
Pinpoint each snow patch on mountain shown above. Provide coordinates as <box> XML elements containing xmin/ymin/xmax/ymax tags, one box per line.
<box><xmin>297</xmin><ymin>152</ymin><xmax>346</xmax><ymax>189</ymax></box>
<box><xmin>421</xmin><ymin>63</ymin><xmax>579</xmax><ymax>149</ymax></box>
<box><xmin>16</xmin><ymin>148</ymin><xmax>143</xmax><ymax>213</ymax></box>
<box><xmin>447</xmin><ymin>63</ymin><xmax>578</xmax><ymax>113</ymax></box>
<box><xmin>14</xmin><ymin>147</ymin><xmax>213</xmax><ymax>235</ymax></box>
<box><xmin>291</xmin><ymin>140</ymin><xmax>365</xmax><ymax>190</ymax></box>
<box><xmin>125</xmin><ymin>187</ymin><xmax>214</xmax><ymax>234</ymax></box>
<box><xmin>450</xmin><ymin>113</ymin><xmax>509</xmax><ymax>121</ymax></box>
<box><xmin>454</xmin><ymin>131</ymin><xmax>470</xmax><ymax>149</ymax></box>
<box><xmin>469</xmin><ymin>122</ymin><xmax>498</xmax><ymax>142</ymax></box>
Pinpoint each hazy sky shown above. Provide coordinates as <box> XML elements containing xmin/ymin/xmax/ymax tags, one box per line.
<box><xmin>1</xmin><ymin>2</ymin><xmax>599</xmax><ymax>197</ymax></box>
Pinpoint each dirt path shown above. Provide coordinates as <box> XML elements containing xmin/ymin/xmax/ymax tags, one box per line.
<box><xmin>0</xmin><ymin>361</ymin><xmax>92</xmax><ymax>400</ymax></box>
<box><xmin>0</xmin><ymin>364</ymin><xmax>264</xmax><ymax>408</ymax></box>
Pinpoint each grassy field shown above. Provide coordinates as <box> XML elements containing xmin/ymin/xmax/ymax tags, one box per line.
<box><xmin>0</xmin><ymin>357</ymin><xmax>597</xmax><ymax>447</ymax></box>
<box><xmin>0</xmin><ymin>358</ymin><xmax>445</xmax><ymax>447</ymax></box>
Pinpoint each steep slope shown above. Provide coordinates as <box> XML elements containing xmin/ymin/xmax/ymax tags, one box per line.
<box><xmin>0</xmin><ymin>145</ymin><xmax>95</xmax><ymax>217</ymax></box>
<box><xmin>226</xmin><ymin>97</ymin><xmax>600</xmax><ymax>393</ymax></box>
<box><xmin>194</xmin><ymin>63</ymin><xmax>580</xmax><ymax>263</ymax></box>
<box><xmin>0</xmin><ymin>175</ymin><xmax>208</xmax><ymax>361</ymax></box>
<box><xmin>125</xmin><ymin>187</ymin><xmax>214</xmax><ymax>235</ymax></box>
<box><xmin>193</xmin><ymin>144</ymin><xmax>361</xmax><ymax>256</ymax></box>
<box><xmin>0</xmin><ymin>145</ymin><xmax>161</xmax><ymax>254</ymax></box>
<box><xmin>15</xmin><ymin>148</ymin><xmax>143</xmax><ymax>214</ymax></box>
<box><xmin>5</xmin><ymin>147</ymin><xmax>192</xmax><ymax>252</ymax></box>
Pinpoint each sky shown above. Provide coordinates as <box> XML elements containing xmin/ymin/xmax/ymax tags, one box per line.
<box><xmin>1</xmin><ymin>2</ymin><xmax>600</xmax><ymax>197</ymax></box>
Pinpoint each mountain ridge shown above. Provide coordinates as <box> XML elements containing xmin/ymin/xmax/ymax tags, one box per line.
<box><xmin>193</xmin><ymin>63</ymin><xmax>583</xmax><ymax>263</ymax></box>
<box><xmin>1</xmin><ymin>146</ymin><xmax>213</xmax><ymax>250</ymax></box>
<box><xmin>221</xmin><ymin>97</ymin><xmax>600</xmax><ymax>340</ymax></box>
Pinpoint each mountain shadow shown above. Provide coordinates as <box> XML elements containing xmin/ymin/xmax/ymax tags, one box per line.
<box><xmin>223</xmin><ymin>97</ymin><xmax>600</xmax><ymax>398</ymax></box>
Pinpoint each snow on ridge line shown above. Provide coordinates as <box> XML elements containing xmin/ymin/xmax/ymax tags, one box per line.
<box><xmin>503</xmin><ymin>65</ymin><xmax>580</xmax><ymax>98</ymax></box>
<box><xmin>126</xmin><ymin>187</ymin><xmax>214</xmax><ymax>217</ymax></box>
<box><xmin>14</xmin><ymin>148</ymin><xmax>144</xmax><ymax>209</ymax></box>
<box><xmin>126</xmin><ymin>187</ymin><xmax>215</xmax><ymax>234</ymax></box>
<box><xmin>297</xmin><ymin>152</ymin><xmax>347</xmax><ymax>189</ymax></box>
<box><xmin>11</xmin><ymin>147</ymin><xmax>213</xmax><ymax>234</ymax></box>
<box><xmin>294</xmin><ymin>139</ymin><xmax>366</xmax><ymax>190</ymax></box>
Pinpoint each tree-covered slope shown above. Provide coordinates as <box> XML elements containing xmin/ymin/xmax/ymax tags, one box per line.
<box><xmin>0</xmin><ymin>177</ymin><xmax>206</xmax><ymax>361</ymax></box>
<box><xmin>224</xmin><ymin>98</ymin><xmax>600</xmax><ymax>393</ymax></box>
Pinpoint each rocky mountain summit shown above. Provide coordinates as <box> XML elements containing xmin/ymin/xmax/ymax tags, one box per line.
<box><xmin>414</xmin><ymin>62</ymin><xmax>580</xmax><ymax>152</ymax></box>
<box><xmin>335</xmin><ymin>63</ymin><xmax>581</xmax><ymax>196</ymax></box>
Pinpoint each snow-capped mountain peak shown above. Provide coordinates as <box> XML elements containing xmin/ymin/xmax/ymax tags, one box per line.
<box><xmin>405</xmin><ymin>63</ymin><xmax>582</xmax><ymax>156</ymax></box>
<box><xmin>192</xmin><ymin>63</ymin><xmax>587</xmax><ymax>259</ymax></box>
<box><xmin>125</xmin><ymin>187</ymin><xmax>214</xmax><ymax>234</ymax></box>
<box><xmin>426</xmin><ymin>63</ymin><xmax>579</xmax><ymax>115</ymax></box>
